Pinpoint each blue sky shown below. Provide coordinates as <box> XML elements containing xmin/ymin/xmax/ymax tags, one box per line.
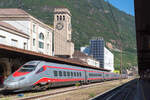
<box><xmin>106</xmin><ymin>0</ymin><xmax>134</xmax><ymax>15</ymax></box>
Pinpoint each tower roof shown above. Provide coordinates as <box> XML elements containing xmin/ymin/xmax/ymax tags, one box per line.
<box><xmin>54</xmin><ymin>7</ymin><xmax>71</xmax><ymax>16</ymax></box>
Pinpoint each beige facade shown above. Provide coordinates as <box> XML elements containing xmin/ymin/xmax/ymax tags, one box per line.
<box><xmin>0</xmin><ymin>9</ymin><xmax>53</xmax><ymax>56</ymax></box>
<box><xmin>54</xmin><ymin>8</ymin><xmax>74</xmax><ymax>58</ymax></box>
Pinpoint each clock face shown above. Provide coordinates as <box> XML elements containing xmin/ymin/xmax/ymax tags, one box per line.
<box><xmin>56</xmin><ymin>23</ymin><xmax>64</xmax><ymax>30</ymax></box>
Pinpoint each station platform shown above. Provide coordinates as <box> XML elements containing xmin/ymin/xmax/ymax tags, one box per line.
<box><xmin>92</xmin><ymin>79</ymin><xmax>150</xmax><ymax>100</ymax></box>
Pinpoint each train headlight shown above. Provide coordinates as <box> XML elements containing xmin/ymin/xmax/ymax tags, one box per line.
<box><xmin>19</xmin><ymin>77</ymin><xmax>25</xmax><ymax>81</ymax></box>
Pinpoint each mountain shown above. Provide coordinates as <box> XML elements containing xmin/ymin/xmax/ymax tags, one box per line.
<box><xmin>0</xmin><ymin>0</ymin><xmax>137</xmax><ymax>70</ymax></box>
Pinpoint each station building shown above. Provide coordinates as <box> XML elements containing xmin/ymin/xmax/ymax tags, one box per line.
<box><xmin>0</xmin><ymin>8</ymin><xmax>53</xmax><ymax>55</ymax></box>
<box><xmin>0</xmin><ymin>8</ymin><xmax>75</xmax><ymax>85</ymax></box>
<box><xmin>0</xmin><ymin>21</ymin><xmax>29</xmax><ymax>49</ymax></box>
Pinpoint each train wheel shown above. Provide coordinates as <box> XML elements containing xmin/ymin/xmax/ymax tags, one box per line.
<box><xmin>33</xmin><ymin>84</ymin><xmax>41</xmax><ymax>91</ymax></box>
<box><xmin>40</xmin><ymin>83</ymin><xmax>51</xmax><ymax>91</ymax></box>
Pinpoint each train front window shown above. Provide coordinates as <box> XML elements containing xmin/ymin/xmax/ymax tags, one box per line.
<box><xmin>18</xmin><ymin>65</ymin><xmax>36</xmax><ymax>72</ymax></box>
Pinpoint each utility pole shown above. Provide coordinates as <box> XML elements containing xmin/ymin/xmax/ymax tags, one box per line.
<box><xmin>120</xmin><ymin>43</ymin><xmax>122</xmax><ymax>80</ymax></box>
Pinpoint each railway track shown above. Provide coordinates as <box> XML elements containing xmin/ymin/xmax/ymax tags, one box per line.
<box><xmin>16</xmin><ymin>81</ymin><xmax>115</xmax><ymax>100</ymax></box>
<box><xmin>0</xmin><ymin>80</ymin><xmax>119</xmax><ymax>100</ymax></box>
<box><xmin>91</xmin><ymin>79</ymin><xmax>138</xmax><ymax>100</ymax></box>
<box><xmin>0</xmin><ymin>79</ymin><xmax>133</xmax><ymax>100</ymax></box>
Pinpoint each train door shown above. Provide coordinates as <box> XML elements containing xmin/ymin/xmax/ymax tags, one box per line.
<box><xmin>84</xmin><ymin>71</ymin><xmax>88</xmax><ymax>83</ymax></box>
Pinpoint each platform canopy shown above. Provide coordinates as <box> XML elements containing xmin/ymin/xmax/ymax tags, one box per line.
<box><xmin>0</xmin><ymin>44</ymin><xmax>110</xmax><ymax>72</ymax></box>
<box><xmin>134</xmin><ymin>1</ymin><xmax>150</xmax><ymax>75</ymax></box>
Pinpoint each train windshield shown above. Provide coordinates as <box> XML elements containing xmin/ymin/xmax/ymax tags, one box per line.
<box><xmin>18</xmin><ymin>65</ymin><xmax>36</xmax><ymax>72</ymax></box>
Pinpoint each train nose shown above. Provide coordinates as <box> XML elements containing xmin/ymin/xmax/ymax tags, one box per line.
<box><xmin>4</xmin><ymin>81</ymin><xmax>19</xmax><ymax>90</ymax></box>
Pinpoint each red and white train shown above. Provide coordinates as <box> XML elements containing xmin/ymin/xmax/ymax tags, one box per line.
<box><xmin>3</xmin><ymin>61</ymin><xmax>127</xmax><ymax>92</ymax></box>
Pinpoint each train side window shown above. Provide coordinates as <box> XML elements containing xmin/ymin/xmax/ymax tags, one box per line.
<box><xmin>67</xmin><ymin>72</ymin><xmax>70</xmax><ymax>76</ymax></box>
<box><xmin>54</xmin><ymin>71</ymin><xmax>57</xmax><ymax>76</ymax></box>
<box><xmin>63</xmin><ymin>71</ymin><xmax>66</xmax><ymax>76</ymax></box>
<box><xmin>77</xmin><ymin>72</ymin><xmax>79</xmax><ymax>77</ymax></box>
<box><xmin>74</xmin><ymin>72</ymin><xmax>76</xmax><ymax>76</ymax></box>
<box><xmin>71</xmin><ymin>72</ymin><xmax>73</xmax><ymax>76</ymax></box>
<box><xmin>80</xmin><ymin>72</ymin><xmax>81</xmax><ymax>76</ymax></box>
<box><xmin>59</xmin><ymin>71</ymin><xmax>62</xmax><ymax>76</ymax></box>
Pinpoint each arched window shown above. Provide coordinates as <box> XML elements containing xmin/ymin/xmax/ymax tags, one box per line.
<box><xmin>39</xmin><ymin>32</ymin><xmax>44</xmax><ymax>49</ymax></box>
<box><xmin>39</xmin><ymin>32</ymin><xmax>44</xmax><ymax>40</ymax></box>
<box><xmin>60</xmin><ymin>16</ymin><xmax>62</xmax><ymax>20</ymax></box>
<box><xmin>63</xmin><ymin>15</ymin><xmax>65</xmax><ymax>20</ymax></box>
<box><xmin>57</xmin><ymin>15</ymin><xmax>59</xmax><ymax>21</ymax></box>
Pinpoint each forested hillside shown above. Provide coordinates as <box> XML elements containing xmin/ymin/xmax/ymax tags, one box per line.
<box><xmin>0</xmin><ymin>0</ymin><xmax>137</xmax><ymax>69</ymax></box>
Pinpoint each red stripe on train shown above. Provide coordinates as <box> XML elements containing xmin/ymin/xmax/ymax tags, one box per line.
<box><xmin>13</xmin><ymin>71</ymin><xmax>29</xmax><ymax>77</ymax></box>
<box><xmin>33</xmin><ymin>78</ymin><xmax>85</xmax><ymax>85</ymax></box>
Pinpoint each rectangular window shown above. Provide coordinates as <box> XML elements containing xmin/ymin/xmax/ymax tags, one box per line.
<box><xmin>47</xmin><ymin>44</ymin><xmax>49</xmax><ymax>50</ymax></box>
<box><xmin>33</xmin><ymin>39</ymin><xmax>35</xmax><ymax>46</ymax></box>
<box><xmin>80</xmin><ymin>72</ymin><xmax>81</xmax><ymax>76</ymax></box>
<box><xmin>67</xmin><ymin>72</ymin><xmax>70</xmax><ymax>76</ymax></box>
<box><xmin>74</xmin><ymin>72</ymin><xmax>76</xmax><ymax>76</ymax></box>
<box><xmin>63</xmin><ymin>71</ymin><xmax>66</xmax><ymax>76</ymax></box>
<box><xmin>11</xmin><ymin>39</ymin><xmax>18</xmax><ymax>47</ymax></box>
<box><xmin>39</xmin><ymin>41</ymin><xmax>44</xmax><ymax>49</ymax></box>
<box><xmin>77</xmin><ymin>72</ymin><xmax>79</xmax><ymax>77</ymax></box>
<box><xmin>54</xmin><ymin>71</ymin><xmax>58</xmax><ymax>76</ymax></box>
<box><xmin>71</xmin><ymin>72</ymin><xmax>73</xmax><ymax>76</ymax></box>
<box><xmin>59</xmin><ymin>71</ymin><xmax>62</xmax><ymax>76</ymax></box>
<box><xmin>24</xmin><ymin>42</ymin><xmax>27</xmax><ymax>49</ymax></box>
<box><xmin>99</xmin><ymin>74</ymin><xmax>102</xmax><ymax>76</ymax></box>
<box><xmin>33</xmin><ymin>24</ymin><xmax>36</xmax><ymax>33</ymax></box>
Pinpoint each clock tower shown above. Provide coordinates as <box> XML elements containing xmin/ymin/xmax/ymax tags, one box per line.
<box><xmin>54</xmin><ymin>7</ymin><xmax>74</xmax><ymax>58</ymax></box>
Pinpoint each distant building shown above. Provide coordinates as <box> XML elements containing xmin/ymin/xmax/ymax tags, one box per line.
<box><xmin>54</xmin><ymin>8</ymin><xmax>74</xmax><ymax>58</ymax></box>
<box><xmin>90</xmin><ymin>37</ymin><xmax>104</xmax><ymax>67</ymax></box>
<box><xmin>73</xmin><ymin>51</ymin><xmax>100</xmax><ymax>67</ymax></box>
<box><xmin>104</xmin><ymin>47</ymin><xmax>114</xmax><ymax>72</ymax></box>
<box><xmin>80</xmin><ymin>46</ymin><xmax>90</xmax><ymax>55</ymax></box>
<box><xmin>0</xmin><ymin>8</ymin><xmax>53</xmax><ymax>55</ymax></box>
<box><xmin>89</xmin><ymin>37</ymin><xmax>114</xmax><ymax>72</ymax></box>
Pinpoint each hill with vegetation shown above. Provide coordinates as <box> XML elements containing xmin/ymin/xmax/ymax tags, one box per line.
<box><xmin>0</xmin><ymin>0</ymin><xmax>137</xmax><ymax>70</ymax></box>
